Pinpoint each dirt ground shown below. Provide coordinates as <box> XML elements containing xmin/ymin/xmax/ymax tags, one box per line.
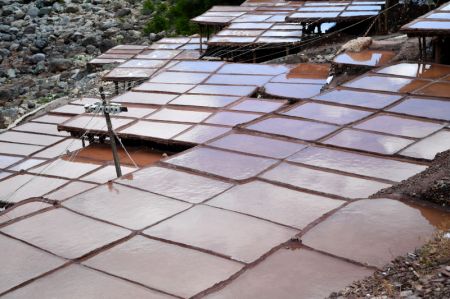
<box><xmin>328</xmin><ymin>232</ymin><xmax>450</xmax><ymax>299</ymax></box>
<box><xmin>375</xmin><ymin>150</ymin><xmax>450</xmax><ymax>208</ymax></box>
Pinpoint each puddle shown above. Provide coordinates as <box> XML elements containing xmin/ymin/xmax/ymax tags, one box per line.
<box><xmin>343</xmin><ymin>75</ymin><xmax>429</xmax><ymax>93</ymax></box>
<box><xmin>169</xmin><ymin>61</ymin><xmax>224</xmax><ymax>73</ymax></box>
<box><xmin>247</xmin><ymin>116</ymin><xmax>339</xmax><ymax>141</ymax></box>
<box><xmin>218</xmin><ymin>63</ymin><xmax>289</xmax><ymax>75</ymax></box>
<box><xmin>119</xmin><ymin>166</ymin><xmax>232</xmax><ymax>203</ymax></box>
<box><xmin>0</xmin><ymin>131</ymin><xmax>63</xmax><ymax>146</ymax></box>
<box><xmin>170</xmin><ymin>94</ymin><xmax>240</xmax><ymax>108</ymax></box>
<box><xmin>135</xmin><ymin>49</ymin><xmax>182</xmax><ymax>60</ymax></box>
<box><xmin>166</xmin><ymin>147</ymin><xmax>277</xmax><ymax>181</ymax></box>
<box><xmin>1</xmin><ymin>265</ymin><xmax>170</xmax><ymax>299</ymax></box>
<box><xmin>229</xmin><ymin>98</ymin><xmax>286</xmax><ymax>113</ymax></box>
<box><xmin>188</xmin><ymin>84</ymin><xmax>257</xmax><ymax>97</ymax></box>
<box><xmin>205</xmin><ymin>248</ymin><xmax>371</xmax><ymax>299</ymax></box>
<box><xmin>173</xmin><ymin>125</ymin><xmax>230</xmax><ymax>144</ymax></box>
<box><xmin>205</xmin><ymin>111</ymin><xmax>261</xmax><ymax>126</ymax></box>
<box><xmin>46</xmin><ymin>181</ymin><xmax>98</xmax><ymax>201</ymax></box>
<box><xmin>354</xmin><ymin>114</ymin><xmax>444</xmax><ymax>138</ymax></box>
<box><xmin>323</xmin><ymin>129</ymin><xmax>414</xmax><ymax>155</ymax></box>
<box><xmin>144</xmin><ymin>205</ymin><xmax>297</xmax><ymax>263</ymax></box>
<box><xmin>209</xmin><ymin>133</ymin><xmax>306</xmax><ymax>159</ymax></box>
<box><xmin>388</xmin><ymin>96</ymin><xmax>450</xmax><ymax>121</ymax></box>
<box><xmin>119</xmin><ymin>120</ymin><xmax>191</xmax><ymax>140</ymax></box>
<box><xmin>208</xmin><ymin>180</ymin><xmax>343</xmax><ymax>229</ymax></box>
<box><xmin>0</xmin><ymin>201</ymin><xmax>52</xmax><ymax>225</ymax></box>
<box><xmin>1</xmin><ymin>209</ymin><xmax>129</xmax><ymax>259</ymax></box>
<box><xmin>283</xmin><ymin>102</ymin><xmax>372</xmax><ymax>125</ymax></box>
<box><xmin>261</xmin><ymin>162</ymin><xmax>390</xmax><ymax>199</ymax></box>
<box><xmin>150</xmin><ymin>71</ymin><xmax>210</xmax><ymax>84</ymax></box>
<box><xmin>133</xmin><ymin>82</ymin><xmax>195</xmax><ymax>94</ymax></box>
<box><xmin>264</xmin><ymin>83</ymin><xmax>323</xmax><ymax>99</ymax></box>
<box><xmin>0</xmin><ymin>141</ymin><xmax>43</xmax><ymax>156</ymax></box>
<box><xmin>64</xmin><ymin>184</ymin><xmax>189</xmax><ymax>230</ymax></box>
<box><xmin>112</xmin><ymin>91</ymin><xmax>177</xmax><ymax>105</ymax></box>
<box><xmin>206</xmin><ymin>74</ymin><xmax>272</xmax><ymax>86</ymax></box>
<box><xmin>313</xmin><ymin>88</ymin><xmax>402</xmax><ymax>109</ymax></box>
<box><xmin>400</xmin><ymin>130</ymin><xmax>450</xmax><ymax>160</ymax></box>
<box><xmin>0</xmin><ymin>234</ymin><xmax>65</xmax><ymax>295</ymax></box>
<box><xmin>119</xmin><ymin>59</ymin><xmax>166</xmax><ymax>69</ymax></box>
<box><xmin>0</xmin><ymin>155</ymin><xmax>23</xmax><ymax>169</ymax></box>
<box><xmin>103</xmin><ymin>68</ymin><xmax>157</xmax><ymax>80</ymax></box>
<box><xmin>83</xmin><ymin>236</ymin><xmax>242</xmax><ymax>298</ymax></box>
<box><xmin>0</xmin><ymin>174</ymin><xmax>68</xmax><ymax>203</ymax></box>
<box><xmin>302</xmin><ymin>198</ymin><xmax>449</xmax><ymax>267</ymax></box>
<box><xmin>147</xmin><ymin>108</ymin><xmax>212</xmax><ymax>123</ymax></box>
<box><xmin>288</xmin><ymin>146</ymin><xmax>427</xmax><ymax>182</ymax></box>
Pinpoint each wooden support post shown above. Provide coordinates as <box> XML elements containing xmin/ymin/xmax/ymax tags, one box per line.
<box><xmin>100</xmin><ymin>86</ymin><xmax>122</xmax><ymax>178</ymax></box>
<box><xmin>418</xmin><ymin>37</ymin><xmax>423</xmax><ymax>61</ymax></box>
<box><xmin>199</xmin><ymin>25</ymin><xmax>203</xmax><ymax>53</ymax></box>
<box><xmin>114</xmin><ymin>81</ymin><xmax>119</xmax><ymax>95</ymax></box>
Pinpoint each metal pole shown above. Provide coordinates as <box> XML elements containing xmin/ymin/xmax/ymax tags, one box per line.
<box><xmin>100</xmin><ymin>87</ymin><xmax>122</xmax><ymax>178</ymax></box>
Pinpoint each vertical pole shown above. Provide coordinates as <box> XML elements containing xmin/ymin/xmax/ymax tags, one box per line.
<box><xmin>114</xmin><ymin>81</ymin><xmax>119</xmax><ymax>95</ymax></box>
<box><xmin>100</xmin><ymin>87</ymin><xmax>122</xmax><ymax>178</ymax></box>
<box><xmin>199</xmin><ymin>25</ymin><xmax>203</xmax><ymax>53</ymax></box>
<box><xmin>418</xmin><ymin>37</ymin><xmax>422</xmax><ymax>61</ymax></box>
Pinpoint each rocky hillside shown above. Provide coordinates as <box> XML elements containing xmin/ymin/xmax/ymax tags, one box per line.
<box><xmin>0</xmin><ymin>0</ymin><xmax>154</xmax><ymax>128</ymax></box>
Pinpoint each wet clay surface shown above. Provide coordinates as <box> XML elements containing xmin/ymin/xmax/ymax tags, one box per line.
<box><xmin>261</xmin><ymin>162</ymin><xmax>390</xmax><ymax>199</ymax></box>
<box><xmin>1</xmin><ymin>209</ymin><xmax>130</xmax><ymax>259</ymax></box>
<box><xmin>2</xmin><ymin>265</ymin><xmax>172</xmax><ymax>299</ymax></box>
<box><xmin>64</xmin><ymin>184</ymin><xmax>190</xmax><ymax>230</ymax></box>
<box><xmin>0</xmin><ymin>234</ymin><xmax>65</xmax><ymax>295</ymax></box>
<box><xmin>166</xmin><ymin>147</ymin><xmax>277</xmax><ymax>181</ymax></box>
<box><xmin>84</xmin><ymin>236</ymin><xmax>242</xmax><ymax>298</ymax></box>
<box><xmin>205</xmin><ymin>248</ymin><xmax>373</xmax><ymax>299</ymax></box>
<box><xmin>144</xmin><ymin>205</ymin><xmax>297</xmax><ymax>263</ymax></box>
<box><xmin>207</xmin><ymin>180</ymin><xmax>344</xmax><ymax>229</ymax></box>
<box><xmin>302</xmin><ymin>198</ymin><xmax>446</xmax><ymax>268</ymax></box>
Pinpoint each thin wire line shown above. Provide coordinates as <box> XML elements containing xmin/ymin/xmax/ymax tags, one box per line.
<box><xmin>112</xmin><ymin>129</ymin><xmax>139</xmax><ymax>169</ymax></box>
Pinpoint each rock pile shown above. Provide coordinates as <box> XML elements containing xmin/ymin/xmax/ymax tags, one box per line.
<box><xmin>0</xmin><ymin>0</ymin><xmax>153</xmax><ymax>128</ymax></box>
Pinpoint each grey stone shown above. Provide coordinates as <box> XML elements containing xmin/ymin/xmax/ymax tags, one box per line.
<box><xmin>27</xmin><ymin>101</ymin><xmax>36</xmax><ymax>109</ymax></box>
<box><xmin>85</xmin><ymin>44</ymin><xmax>97</xmax><ymax>54</ymax></box>
<box><xmin>23</xmin><ymin>25</ymin><xmax>36</xmax><ymax>34</ymax></box>
<box><xmin>9</xmin><ymin>43</ymin><xmax>19</xmax><ymax>51</ymax></box>
<box><xmin>48</xmin><ymin>58</ymin><xmax>71</xmax><ymax>72</ymax></box>
<box><xmin>27</xmin><ymin>6</ymin><xmax>39</xmax><ymax>17</ymax></box>
<box><xmin>0</xmin><ymin>48</ymin><xmax>10</xmax><ymax>58</ymax></box>
<box><xmin>34</xmin><ymin>61</ymin><xmax>46</xmax><ymax>74</ymax></box>
<box><xmin>0</xmin><ymin>33</ymin><xmax>13</xmax><ymax>41</ymax></box>
<box><xmin>115</xmin><ymin>8</ymin><xmax>131</xmax><ymax>17</ymax></box>
<box><xmin>149</xmin><ymin>32</ymin><xmax>157</xmax><ymax>41</ymax></box>
<box><xmin>30</xmin><ymin>53</ymin><xmax>46</xmax><ymax>64</ymax></box>
<box><xmin>0</xmin><ymin>25</ymin><xmax>10</xmax><ymax>33</ymax></box>
<box><xmin>81</xmin><ymin>35</ymin><xmax>98</xmax><ymax>46</ymax></box>
<box><xmin>65</xmin><ymin>5</ymin><xmax>79</xmax><ymax>13</ymax></box>
<box><xmin>6</xmin><ymin>68</ymin><xmax>16</xmax><ymax>78</ymax></box>
<box><xmin>34</xmin><ymin>38</ymin><xmax>48</xmax><ymax>49</ymax></box>
<box><xmin>100</xmin><ymin>20</ymin><xmax>118</xmax><ymax>30</ymax></box>
<box><xmin>38</xmin><ymin>7</ymin><xmax>52</xmax><ymax>17</ymax></box>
